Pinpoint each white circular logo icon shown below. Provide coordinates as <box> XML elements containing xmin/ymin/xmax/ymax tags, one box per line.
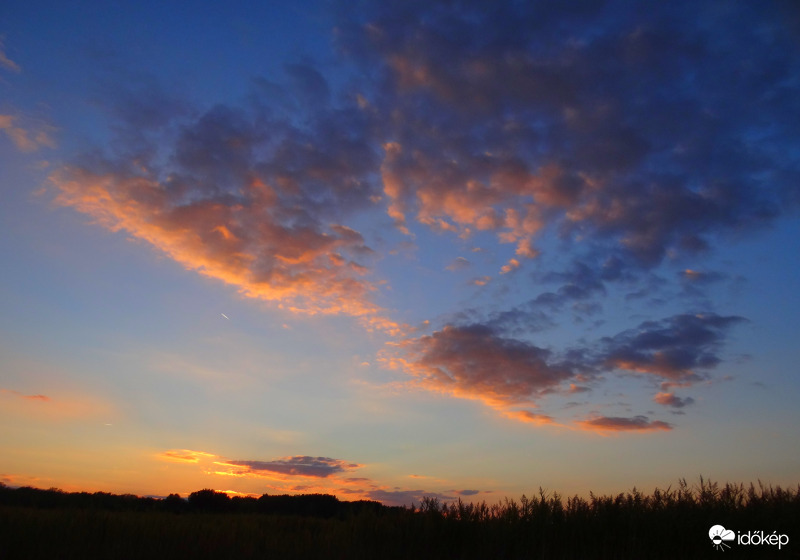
<box><xmin>709</xmin><ymin>525</ymin><xmax>735</xmax><ymax>551</ymax></box>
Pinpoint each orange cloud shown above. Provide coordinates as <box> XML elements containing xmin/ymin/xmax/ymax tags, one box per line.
<box><xmin>503</xmin><ymin>410</ymin><xmax>555</xmax><ymax>425</ymax></box>
<box><xmin>157</xmin><ymin>449</ymin><xmax>217</xmax><ymax>464</ymax></box>
<box><xmin>576</xmin><ymin>415</ymin><xmax>672</xmax><ymax>433</ymax></box>
<box><xmin>49</xmin><ymin>167</ymin><xmax>385</xmax><ymax>320</ymax></box>
<box><xmin>499</xmin><ymin>258</ymin><xmax>520</xmax><ymax>274</ymax></box>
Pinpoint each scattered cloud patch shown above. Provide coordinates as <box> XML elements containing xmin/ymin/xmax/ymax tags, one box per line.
<box><xmin>653</xmin><ymin>392</ymin><xmax>695</xmax><ymax>408</ymax></box>
<box><xmin>568</xmin><ymin>384</ymin><xmax>590</xmax><ymax>394</ymax></box>
<box><xmin>0</xmin><ymin>114</ymin><xmax>56</xmax><ymax>152</ymax></box>
<box><xmin>470</xmin><ymin>275</ymin><xmax>491</xmax><ymax>286</ymax></box>
<box><xmin>500</xmin><ymin>258</ymin><xmax>521</xmax><ymax>275</ymax></box>
<box><xmin>445</xmin><ymin>256</ymin><xmax>470</xmax><ymax>271</ymax></box>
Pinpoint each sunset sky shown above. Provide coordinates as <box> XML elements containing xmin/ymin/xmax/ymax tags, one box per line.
<box><xmin>1</xmin><ymin>0</ymin><xmax>799</xmax><ymax>506</ymax></box>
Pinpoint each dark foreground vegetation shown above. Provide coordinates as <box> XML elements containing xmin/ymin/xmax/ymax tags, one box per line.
<box><xmin>1</xmin><ymin>479</ymin><xmax>797</xmax><ymax>559</ymax></box>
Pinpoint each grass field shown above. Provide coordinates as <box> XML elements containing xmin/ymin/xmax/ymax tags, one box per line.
<box><xmin>1</xmin><ymin>479</ymin><xmax>797</xmax><ymax>559</ymax></box>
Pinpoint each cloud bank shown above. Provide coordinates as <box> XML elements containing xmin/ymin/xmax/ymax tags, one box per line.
<box><xmin>46</xmin><ymin>0</ymin><xmax>797</xmax><ymax>431</ymax></box>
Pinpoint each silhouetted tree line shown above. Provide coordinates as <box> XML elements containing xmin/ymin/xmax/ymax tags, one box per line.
<box><xmin>0</xmin><ymin>483</ymin><xmax>386</xmax><ymax>518</ymax></box>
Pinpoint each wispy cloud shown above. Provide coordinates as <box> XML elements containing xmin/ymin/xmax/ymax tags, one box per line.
<box><xmin>0</xmin><ymin>114</ymin><xmax>55</xmax><ymax>152</ymax></box>
<box><xmin>0</xmin><ymin>38</ymin><xmax>21</xmax><ymax>73</ymax></box>
<box><xmin>158</xmin><ymin>449</ymin><xmax>217</xmax><ymax>464</ymax></box>
<box><xmin>1</xmin><ymin>388</ymin><xmax>113</xmax><ymax>420</ymax></box>
<box><xmin>1</xmin><ymin>389</ymin><xmax>50</xmax><ymax>402</ymax></box>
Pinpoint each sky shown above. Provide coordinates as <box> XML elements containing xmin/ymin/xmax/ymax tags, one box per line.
<box><xmin>1</xmin><ymin>0</ymin><xmax>799</xmax><ymax>506</ymax></box>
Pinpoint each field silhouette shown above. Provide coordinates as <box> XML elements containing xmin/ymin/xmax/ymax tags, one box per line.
<box><xmin>1</xmin><ymin>478</ymin><xmax>797</xmax><ymax>559</ymax></box>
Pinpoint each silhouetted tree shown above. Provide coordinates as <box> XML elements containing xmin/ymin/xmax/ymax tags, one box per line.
<box><xmin>163</xmin><ymin>493</ymin><xmax>187</xmax><ymax>513</ymax></box>
<box><xmin>188</xmin><ymin>489</ymin><xmax>231</xmax><ymax>512</ymax></box>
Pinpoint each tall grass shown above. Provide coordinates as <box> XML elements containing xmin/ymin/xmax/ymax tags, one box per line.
<box><xmin>1</xmin><ymin>478</ymin><xmax>797</xmax><ymax>559</ymax></box>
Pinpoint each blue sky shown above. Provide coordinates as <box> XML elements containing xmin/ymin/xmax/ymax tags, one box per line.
<box><xmin>1</xmin><ymin>0</ymin><xmax>799</xmax><ymax>505</ymax></box>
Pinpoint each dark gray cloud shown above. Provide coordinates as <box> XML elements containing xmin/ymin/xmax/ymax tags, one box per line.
<box><xmin>285</xmin><ymin>62</ymin><xmax>331</xmax><ymax>106</ymax></box>
<box><xmin>226</xmin><ymin>456</ymin><xmax>361</xmax><ymax>478</ymax></box>
<box><xmin>390</xmin><ymin>311</ymin><xmax>743</xmax><ymax>427</ymax></box>
<box><xmin>397</xmin><ymin>324</ymin><xmax>576</xmax><ymax>407</ymax></box>
<box><xmin>598</xmin><ymin>313</ymin><xmax>747</xmax><ymax>384</ymax></box>
<box><xmin>336</xmin><ymin>0</ymin><xmax>799</xmax><ymax>268</ymax></box>
<box><xmin>540</xmin><ymin>262</ymin><xmax>607</xmax><ymax>304</ymax></box>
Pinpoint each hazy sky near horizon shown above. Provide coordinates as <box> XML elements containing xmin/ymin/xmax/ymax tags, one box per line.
<box><xmin>1</xmin><ymin>0</ymin><xmax>799</xmax><ymax>505</ymax></box>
